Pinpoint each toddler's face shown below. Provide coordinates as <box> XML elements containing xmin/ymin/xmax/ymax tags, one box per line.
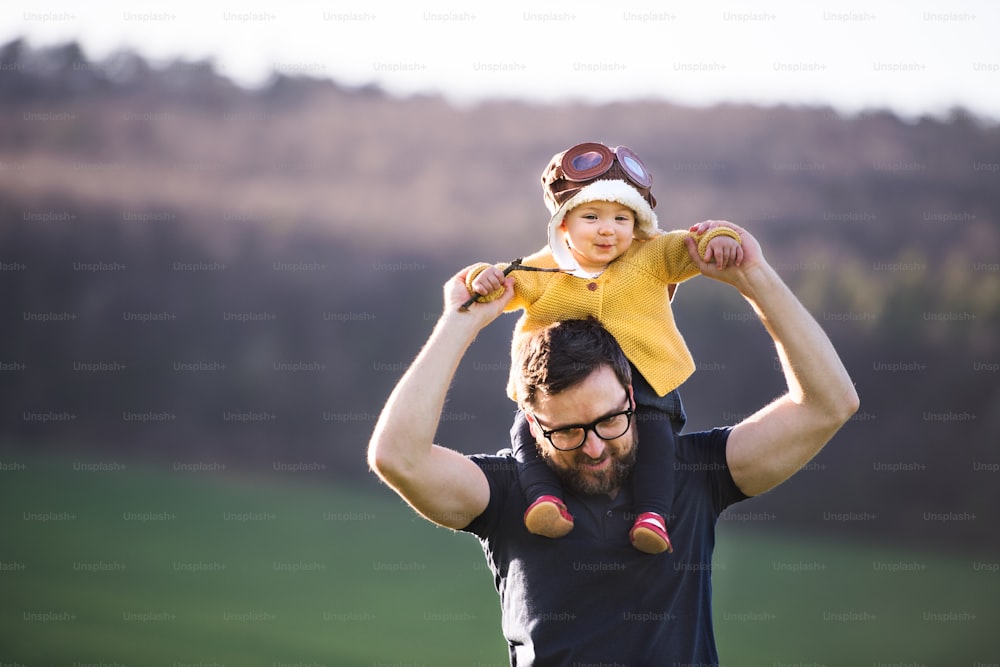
<box><xmin>560</xmin><ymin>200</ymin><xmax>636</xmax><ymax>273</ymax></box>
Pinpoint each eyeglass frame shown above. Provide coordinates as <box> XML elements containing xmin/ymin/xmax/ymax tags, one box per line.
<box><xmin>529</xmin><ymin>389</ymin><xmax>634</xmax><ymax>452</ymax></box>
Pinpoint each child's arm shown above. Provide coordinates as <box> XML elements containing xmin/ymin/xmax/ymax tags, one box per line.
<box><xmin>465</xmin><ymin>262</ymin><xmax>536</xmax><ymax>313</ymax></box>
<box><xmin>464</xmin><ymin>251</ymin><xmax>552</xmax><ymax>311</ymax></box>
<box><xmin>650</xmin><ymin>222</ymin><xmax>743</xmax><ymax>283</ymax></box>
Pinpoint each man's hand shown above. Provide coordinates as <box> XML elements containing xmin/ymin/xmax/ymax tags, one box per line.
<box><xmin>685</xmin><ymin>220</ymin><xmax>764</xmax><ymax>290</ymax></box>
<box><xmin>446</xmin><ymin>266</ymin><xmax>514</xmax><ymax>325</ymax></box>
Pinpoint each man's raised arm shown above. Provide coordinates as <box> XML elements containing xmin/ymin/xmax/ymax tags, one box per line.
<box><xmin>366</xmin><ymin>267</ymin><xmax>514</xmax><ymax>529</ymax></box>
<box><xmin>685</xmin><ymin>222</ymin><xmax>860</xmax><ymax>497</ymax></box>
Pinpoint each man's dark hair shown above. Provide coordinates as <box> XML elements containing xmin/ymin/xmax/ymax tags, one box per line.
<box><xmin>515</xmin><ymin>317</ymin><xmax>632</xmax><ymax>410</ymax></box>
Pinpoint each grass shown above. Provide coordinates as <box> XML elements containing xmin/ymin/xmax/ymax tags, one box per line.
<box><xmin>1</xmin><ymin>452</ymin><xmax>506</xmax><ymax>667</ymax></box>
<box><xmin>712</xmin><ymin>528</ymin><xmax>998</xmax><ymax>665</ymax></box>
<box><xmin>2</xmin><ymin>450</ymin><xmax>996</xmax><ymax>666</ymax></box>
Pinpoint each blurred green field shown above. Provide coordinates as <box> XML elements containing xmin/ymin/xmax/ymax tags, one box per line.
<box><xmin>1</xmin><ymin>451</ymin><xmax>997</xmax><ymax>666</ymax></box>
<box><xmin>713</xmin><ymin>527</ymin><xmax>999</xmax><ymax>666</ymax></box>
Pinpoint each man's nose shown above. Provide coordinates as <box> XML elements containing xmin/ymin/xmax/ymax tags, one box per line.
<box><xmin>580</xmin><ymin>430</ymin><xmax>606</xmax><ymax>458</ymax></box>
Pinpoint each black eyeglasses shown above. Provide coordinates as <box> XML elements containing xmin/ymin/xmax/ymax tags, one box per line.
<box><xmin>531</xmin><ymin>390</ymin><xmax>633</xmax><ymax>451</ymax></box>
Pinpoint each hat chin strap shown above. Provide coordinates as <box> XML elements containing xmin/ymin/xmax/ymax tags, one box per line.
<box><xmin>548</xmin><ymin>219</ymin><xmax>576</xmax><ymax>270</ymax></box>
<box><xmin>548</xmin><ymin>222</ymin><xmax>601</xmax><ymax>278</ymax></box>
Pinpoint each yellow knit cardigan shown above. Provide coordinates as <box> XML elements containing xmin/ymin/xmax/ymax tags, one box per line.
<box><xmin>466</xmin><ymin>227</ymin><xmax>739</xmax><ymax>401</ymax></box>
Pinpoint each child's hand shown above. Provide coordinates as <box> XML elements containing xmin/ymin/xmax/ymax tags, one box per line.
<box><xmin>703</xmin><ymin>236</ymin><xmax>743</xmax><ymax>270</ymax></box>
<box><xmin>471</xmin><ymin>266</ymin><xmax>507</xmax><ymax>296</ymax></box>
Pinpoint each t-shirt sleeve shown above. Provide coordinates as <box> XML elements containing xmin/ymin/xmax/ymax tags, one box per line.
<box><xmin>678</xmin><ymin>427</ymin><xmax>749</xmax><ymax>514</ymax></box>
<box><xmin>460</xmin><ymin>452</ymin><xmax>517</xmax><ymax>538</ymax></box>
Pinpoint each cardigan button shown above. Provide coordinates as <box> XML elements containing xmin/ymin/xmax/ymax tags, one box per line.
<box><xmin>587</xmin><ymin>282</ymin><xmax>598</xmax><ymax>291</ymax></box>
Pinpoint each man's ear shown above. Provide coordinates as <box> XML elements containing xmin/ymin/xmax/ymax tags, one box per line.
<box><xmin>524</xmin><ymin>412</ymin><xmax>541</xmax><ymax>439</ymax></box>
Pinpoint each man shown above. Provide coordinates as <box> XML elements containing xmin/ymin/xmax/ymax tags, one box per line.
<box><xmin>367</xmin><ymin>222</ymin><xmax>859</xmax><ymax>666</ymax></box>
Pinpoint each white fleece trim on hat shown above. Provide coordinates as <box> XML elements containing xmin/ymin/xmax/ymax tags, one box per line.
<box><xmin>547</xmin><ymin>179</ymin><xmax>660</xmax><ymax>276</ymax></box>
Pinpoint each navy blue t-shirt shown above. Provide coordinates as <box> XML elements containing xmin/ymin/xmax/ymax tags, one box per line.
<box><xmin>462</xmin><ymin>427</ymin><xmax>748</xmax><ymax>667</ymax></box>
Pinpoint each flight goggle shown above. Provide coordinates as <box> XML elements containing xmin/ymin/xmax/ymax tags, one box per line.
<box><xmin>559</xmin><ymin>142</ymin><xmax>652</xmax><ymax>189</ymax></box>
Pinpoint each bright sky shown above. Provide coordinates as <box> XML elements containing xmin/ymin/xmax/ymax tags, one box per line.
<box><xmin>4</xmin><ymin>0</ymin><xmax>998</xmax><ymax>121</ymax></box>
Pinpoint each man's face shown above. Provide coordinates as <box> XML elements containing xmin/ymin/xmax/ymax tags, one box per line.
<box><xmin>526</xmin><ymin>366</ymin><xmax>637</xmax><ymax>497</ymax></box>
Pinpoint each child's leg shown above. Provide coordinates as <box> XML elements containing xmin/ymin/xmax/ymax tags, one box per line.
<box><xmin>628</xmin><ymin>407</ymin><xmax>677</xmax><ymax>554</ymax></box>
<box><xmin>662</xmin><ymin>388</ymin><xmax>687</xmax><ymax>435</ymax></box>
<box><xmin>511</xmin><ymin>409</ymin><xmax>574</xmax><ymax>538</ymax></box>
<box><xmin>632</xmin><ymin>407</ymin><xmax>676</xmax><ymax>520</ymax></box>
<box><xmin>627</xmin><ymin>368</ymin><xmax>682</xmax><ymax>554</ymax></box>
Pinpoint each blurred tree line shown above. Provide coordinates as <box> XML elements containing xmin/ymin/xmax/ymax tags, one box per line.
<box><xmin>1</xmin><ymin>39</ymin><xmax>998</xmax><ymax>552</ymax></box>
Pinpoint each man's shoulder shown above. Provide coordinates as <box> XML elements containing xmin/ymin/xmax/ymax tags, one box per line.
<box><xmin>674</xmin><ymin>428</ymin><xmax>736</xmax><ymax>481</ymax></box>
<box><xmin>462</xmin><ymin>449</ymin><xmax>520</xmax><ymax>537</ymax></box>
<box><xmin>676</xmin><ymin>427</ymin><xmax>732</xmax><ymax>452</ymax></box>
<box><xmin>675</xmin><ymin>427</ymin><xmax>748</xmax><ymax>510</ymax></box>
<box><xmin>468</xmin><ymin>449</ymin><xmax>518</xmax><ymax>476</ymax></box>
<box><xmin>467</xmin><ymin>449</ymin><xmax>522</xmax><ymax>500</ymax></box>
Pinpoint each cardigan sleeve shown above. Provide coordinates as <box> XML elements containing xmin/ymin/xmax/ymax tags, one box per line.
<box><xmin>644</xmin><ymin>227</ymin><xmax>742</xmax><ymax>283</ymax></box>
<box><xmin>463</xmin><ymin>248</ymin><xmax>553</xmax><ymax>313</ymax></box>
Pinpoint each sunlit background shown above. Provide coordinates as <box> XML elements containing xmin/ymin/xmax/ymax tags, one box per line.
<box><xmin>5</xmin><ymin>0</ymin><xmax>1000</xmax><ymax>119</ymax></box>
<box><xmin>1</xmin><ymin>1</ymin><xmax>998</xmax><ymax>665</ymax></box>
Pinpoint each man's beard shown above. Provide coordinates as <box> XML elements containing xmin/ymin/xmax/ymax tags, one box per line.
<box><xmin>542</xmin><ymin>433</ymin><xmax>637</xmax><ymax>496</ymax></box>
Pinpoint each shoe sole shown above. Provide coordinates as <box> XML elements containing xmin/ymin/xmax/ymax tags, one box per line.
<box><xmin>631</xmin><ymin>526</ymin><xmax>671</xmax><ymax>554</ymax></box>
<box><xmin>524</xmin><ymin>502</ymin><xmax>574</xmax><ymax>538</ymax></box>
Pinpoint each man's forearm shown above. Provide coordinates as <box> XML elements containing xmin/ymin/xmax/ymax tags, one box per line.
<box><xmin>739</xmin><ymin>263</ymin><xmax>857</xmax><ymax>418</ymax></box>
<box><xmin>366</xmin><ymin>269</ymin><xmax>510</xmax><ymax>528</ymax></box>
<box><xmin>726</xmin><ymin>261</ymin><xmax>859</xmax><ymax>496</ymax></box>
<box><xmin>367</xmin><ymin>313</ymin><xmax>480</xmax><ymax>479</ymax></box>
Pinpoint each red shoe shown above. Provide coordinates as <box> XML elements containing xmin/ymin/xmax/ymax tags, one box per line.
<box><xmin>524</xmin><ymin>495</ymin><xmax>574</xmax><ymax>538</ymax></box>
<box><xmin>630</xmin><ymin>512</ymin><xmax>672</xmax><ymax>554</ymax></box>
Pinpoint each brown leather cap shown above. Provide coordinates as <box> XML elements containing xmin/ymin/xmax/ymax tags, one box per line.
<box><xmin>541</xmin><ymin>146</ymin><xmax>657</xmax><ymax>216</ymax></box>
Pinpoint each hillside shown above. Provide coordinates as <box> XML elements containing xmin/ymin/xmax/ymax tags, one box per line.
<box><xmin>1</xmin><ymin>38</ymin><xmax>998</xmax><ymax>552</ymax></box>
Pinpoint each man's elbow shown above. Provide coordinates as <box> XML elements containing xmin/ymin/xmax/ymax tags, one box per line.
<box><xmin>828</xmin><ymin>385</ymin><xmax>860</xmax><ymax>429</ymax></box>
<box><xmin>366</xmin><ymin>437</ymin><xmax>396</xmax><ymax>482</ymax></box>
<box><xmin>367</xmin><ymin>443</ymin><xmax>384</xmax><ymax>478</ymax></box>
<box><xmin>367</xmin><ymin>436</ymin><xmax>414</xmax><ymax>488</ymax></box>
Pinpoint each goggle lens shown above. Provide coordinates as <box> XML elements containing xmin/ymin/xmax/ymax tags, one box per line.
<box><xmin>621</xmin><ymin>154</ymin><xmax>647</xmax><ymax>181</ymax></box>
<box><xmin>570</xmin><ymin>151</ymin><xmax>605</xmax><ymax>172</ymax></box>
